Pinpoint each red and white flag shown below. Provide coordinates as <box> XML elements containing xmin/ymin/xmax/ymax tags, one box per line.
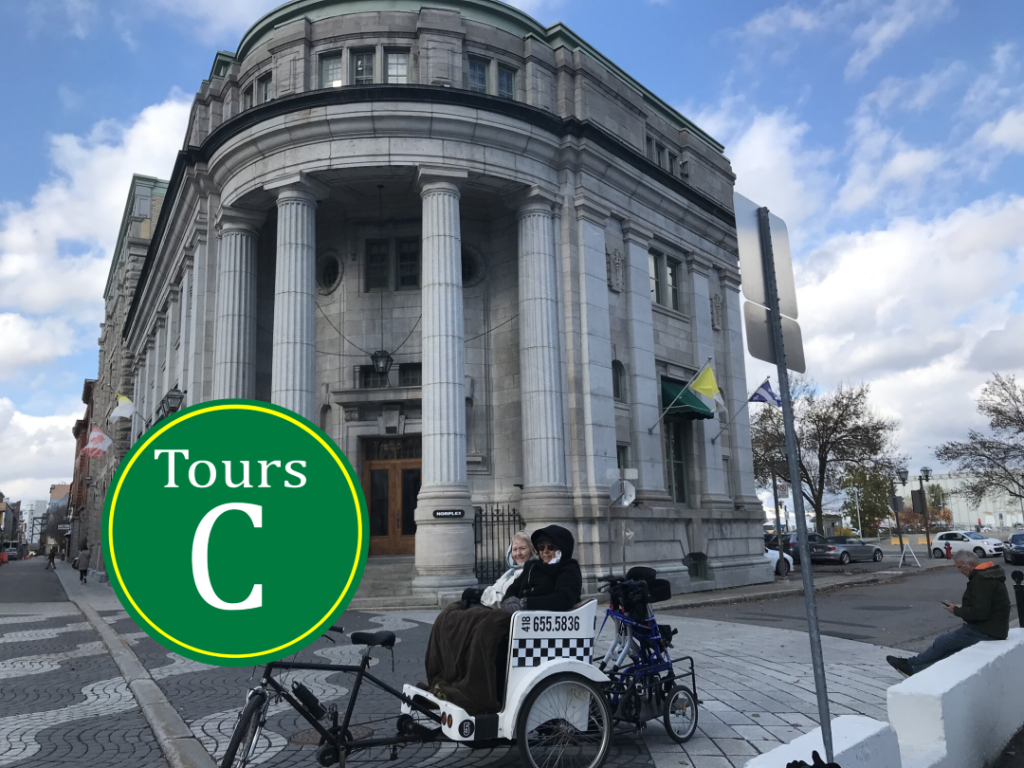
<box><xmin>82</xmin><ymin>426</ymin><xmax>113</xmax><ymax>457</ymax></box>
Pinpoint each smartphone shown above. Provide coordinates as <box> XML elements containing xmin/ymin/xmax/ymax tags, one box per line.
<box><xmin>941</xmin><ymin>600</ymin><xmax>952</xmax><ymax>606</ymax></box>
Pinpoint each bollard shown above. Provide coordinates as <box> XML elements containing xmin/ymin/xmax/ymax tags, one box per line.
<box><xmin>1013</xmin><ymin>571</ymin><xmax>1024</xmax><ymax>628</ymax></box>
<box><xmin>945</xmin><ymin>542</ymin><xmax>952</xmax><ymax>560</ymax></box>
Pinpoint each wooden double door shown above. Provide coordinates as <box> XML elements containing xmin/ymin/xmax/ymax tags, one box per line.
<box><xmin>361</xmin><ymin>438</ymin><xmax>421</xmax><ymax>556</ymax></box>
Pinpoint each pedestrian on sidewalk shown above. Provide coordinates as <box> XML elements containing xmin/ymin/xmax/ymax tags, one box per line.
<box><xmin>76</xmin><ymin>547</ymin><xmax>91</xmax><ymax>584</ymax></box>
<box><xmin>45</xmin><ymin>546</ymin><xmax>57</xmax><ymax>570</ymax></box>
<box><xmin>887</xmin><ymin>550</ymin><xmax>1010</xmax><ymax>677</ymax></box>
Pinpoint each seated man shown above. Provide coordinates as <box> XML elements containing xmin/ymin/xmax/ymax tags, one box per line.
<box><xmin>424</xmin><ymin>525</ymin><xmax>582</xmax><ymax>713</ymax></box>
<box><xmin>887</xmin><ymin>550</ymin><xmax>1010</xmax><ymax>677</ymax></box>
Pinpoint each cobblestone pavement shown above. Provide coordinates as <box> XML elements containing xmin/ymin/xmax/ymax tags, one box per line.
<box><xmin>0</xmin><ymin>560</ymin><xmax>169</xmax><ymax>768</ymax></box>
<box><xmin>3</xmin><ymin>559</ymin><xmax>909</xmax><ymax>768</ymax></box>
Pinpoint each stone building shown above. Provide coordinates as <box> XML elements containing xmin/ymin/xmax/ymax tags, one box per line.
<box><xmin>115</xmin><ymin>0</ymin><xmax>771</xmax><ymax>597</ymax></box>
<box><xmin>68</xmin><ymin>379</ymin><xmax>96</xmax><ymax>556</ymax></box>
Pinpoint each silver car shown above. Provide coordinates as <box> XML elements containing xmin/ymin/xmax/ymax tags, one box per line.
<box><xmin>823</xmin><ymin>536</ymin><xmax>883</xmax><ymax>564</ymax></box>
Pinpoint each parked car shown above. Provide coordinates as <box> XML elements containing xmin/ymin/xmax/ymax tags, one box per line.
<box><xmin>771</xmin><ymin>532</ymin><xmax>830</xmax><ymax>563</ymax></box>
<box><xmin>980</xmin><ymin>526</ymin><xmax>995</xmax><ymax>533</ymax></box>
<box><xmin>1</xmin><ymin>543</ymin><xmax>20</xmax><ymax>562</ymax></box>
<box><xmin>1004</xmin><ymin>533</ymin><xmax>1024</xmax><ymax>565</ymax></box>
<box><xmin>932</xmin><ymin>530</ymin><xmax>1004</xmax><ymax>559</ymax></box>
<box><xmin>823</xmin><ymin>536</ymin><xmax>884</xmax><ymax>564</ymax></box>
<box><xmin>764</xmin><ymin>547</ymin><xmax>794</xmax><ymax>577</ymax></box>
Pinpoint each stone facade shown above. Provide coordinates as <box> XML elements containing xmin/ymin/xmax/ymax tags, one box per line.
<box><xmin>112</xmin><ymin>0</ymin><xmax>771</xmax><ymax>595</ymax></box>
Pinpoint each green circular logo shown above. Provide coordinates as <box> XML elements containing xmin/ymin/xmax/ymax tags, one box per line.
<box><xmin>102</xmin><ymin>400</ymin><xmax>368</xmax><ymax>666</ymax></box>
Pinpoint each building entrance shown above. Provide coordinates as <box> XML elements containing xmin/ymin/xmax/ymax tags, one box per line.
<box><xmin>361</xmin><ymin>437</ymin><xmax>421</xmax><ymax>556</ymax></box>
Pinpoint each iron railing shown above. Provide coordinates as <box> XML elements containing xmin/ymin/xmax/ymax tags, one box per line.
<box><xmin>473</xmin><ymin>504</ymin><xmax>524</xmax><ymax>584</ymax></box>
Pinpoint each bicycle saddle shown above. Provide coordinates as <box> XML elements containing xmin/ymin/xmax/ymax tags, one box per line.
<box><xmin>350</xmin><ymin>630</ymin><xmax>397</xmax><ymax>649</ymax></box>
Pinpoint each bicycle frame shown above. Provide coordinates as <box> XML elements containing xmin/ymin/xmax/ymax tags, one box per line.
<box><xmin>255</xmin><ymin>652</ymin><xmax>444</xmax><ymax>752</ymax></box>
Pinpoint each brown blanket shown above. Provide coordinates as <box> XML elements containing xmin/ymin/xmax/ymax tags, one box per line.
<box><xmin>424</xmin><ymin>604</ymin><xmax>512</xmax><ymax>714</ymax></box>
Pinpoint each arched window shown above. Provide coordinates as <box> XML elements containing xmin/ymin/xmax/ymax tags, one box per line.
<box><xmin>612</xmin><ymin>360</ymin><xmax>626</xmax><ymax>402</ymax></box>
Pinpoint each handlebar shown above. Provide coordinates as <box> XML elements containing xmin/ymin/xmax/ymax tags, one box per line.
<box><xmin>321</xmin><ymin>625</ymin><xmax>345</xmax><ymax>643</ymax></box>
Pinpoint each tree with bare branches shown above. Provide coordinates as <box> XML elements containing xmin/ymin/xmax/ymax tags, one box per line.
<box><xmin>751</xmin><ymin>378</ymin><xmax>905</xmax><ymax>534</ymax></box>
<box><xmin>936</xmin><ymin>373</ymin><xmax>1024</xmax><ymax>507</ymax></box>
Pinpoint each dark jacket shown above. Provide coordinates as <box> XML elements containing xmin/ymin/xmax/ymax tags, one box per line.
<box><xmin>503</xmin><ymin>525</ymin><xmax>582</xmax><ymax>612</ymax></box>
<box><xmin>954</xmin><ymin>561</ymin><xmax>1011</xmax><ymax>639</ymax></box>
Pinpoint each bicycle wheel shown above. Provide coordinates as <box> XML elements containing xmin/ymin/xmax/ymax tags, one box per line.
<box><xmin>221</xmin><ymin>692</ymin><xmax>268</xmax><ymax>768</ymax></box>
<box><xmin>516</xmin><ymin>674</ymin><xmax>612</xmax><ymax>768</ymax></box>
<box><xmin>663</xmin><ymin>685</ymin><xmax>698</xmax><ymax>743</ymax></box>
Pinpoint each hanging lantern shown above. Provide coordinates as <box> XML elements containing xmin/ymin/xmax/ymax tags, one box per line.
<box><xmin>370</xmin><ymin>350</ymin><xmax>394</xmax><ymax>378</ymax></box>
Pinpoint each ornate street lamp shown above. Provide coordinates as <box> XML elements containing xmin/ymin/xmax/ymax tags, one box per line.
<box><xmin>370</xmin><ymin>350</ymin><xmax>394</xmax><ymax>380</ymax></box>
<box><xmin>165</xmin><ymin>388</ymin><xmax>185</xmax><ymax>413</ymax></box>
<box><xmin>891</xmin><ymin>468</ymin><xmax>909</xmax><ymax>552</ymax></box>
<box><xmin>920</xmin><ymin>466</ymin><xmax>933</xmax><ymax>557</ymax></box>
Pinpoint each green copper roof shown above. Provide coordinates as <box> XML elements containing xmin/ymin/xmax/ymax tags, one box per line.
<box><xmin>233</xmin><ymin>0</ymin><xmax>722</xmax><ymax>151</ymax></box>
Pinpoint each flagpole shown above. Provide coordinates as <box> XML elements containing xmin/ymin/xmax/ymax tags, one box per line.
<box><xmin>710</xmin><ymin>377</ymin><xmax>770</xmax><ymax>445</ymax></box>
<box><xmin>648</xmin><ymin>357</ymin><xmax>711</xmax><ymax>434</ymax></box>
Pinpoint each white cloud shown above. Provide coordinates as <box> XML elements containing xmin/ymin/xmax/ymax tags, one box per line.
<box><xmin>0</xmin><ymin>398</ymin><xmax>78</xmax><ymax>504</ymax></box>
<box><xmin>0</xmin><ymin>92</ymin><xmax>191</xmax><ymax>324</ymax></box>
<box><xmin>25</xmin><ymin>0</ymin><xmax>97</xmax><ymax>38</ymax></box>
<box><xmin>865</xmin><ymin>62</ymin><xmax>965</xmax><ymax>112</ymax></box>
<box><xmin>962</xmin><ymin>43</ymin><xmax>1020</xmax><ymax>117</ymax></box>
<box><xmin>0</xmin><ymin>315</ymin><xmax>78</xmax><ymax>380</ymax></box>
<box><xmin>975</xmin><ymin>108</ymin><xmax>1024</xmax><ymax>153</ymax></box>
<box><xmin>740</xmin><ymin>2</ymin><xmax>831</xmax><ymax>37</ymax></box>
<box><xmin>845</xmin><ymin>0</ymin><xmax>955</xmax><ymax>80</ymax></box>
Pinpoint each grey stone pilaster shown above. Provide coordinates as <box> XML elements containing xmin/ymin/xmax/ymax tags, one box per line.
<box><xmin>268</xmin><ymin>174</ymin><xmax>325</xmax><ymax>421</ymax></box>
<box><xmin>414</xmin><ymin>167</ymin><xmax>475</xmax><ymax>591</ymax></box>
<box><xmin>722</xmin><ymin>275</ymin><xmax>760</xmax><ymax>507</ymax></box>
<box><xmin>176</xmin><ymin>263</ymin><xmax>192</xmax><ymax>395</ymax></box>
<box><xmin>213</xmin><ymin>207</ymin><xmax>262</xmax><ymax>401</ymax></box>
<box><xmin>689</xmin><ymin>255</ymin><xmax>729</xmax><ymax>506</ymax></box>
<box><xmin>621</xmin><ymin>221</ymin><xmax>669</xmax><ymax>499</ymax></box>
<box><xmin>516</xmin><ymin>191</ymin><xmax>572</xmax><ymax>523</ymax></box>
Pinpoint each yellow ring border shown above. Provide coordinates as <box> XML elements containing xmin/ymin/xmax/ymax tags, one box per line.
<box><xmin>107</xmin><ymin>403</ymin><xmax>364</xmax><ymax>659</ymax></box>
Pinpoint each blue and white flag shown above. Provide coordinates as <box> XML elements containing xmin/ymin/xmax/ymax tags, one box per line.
<box><xmin>749</xmin><ymin>378</ymin><xmax>782</xmax><ymax>407</ymax></box>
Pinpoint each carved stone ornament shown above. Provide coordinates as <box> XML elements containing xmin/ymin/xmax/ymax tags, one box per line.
<box><xmin>343</xmin><ymin>406</ymin><xmax>361</xmax><ymax>423</ymax></box>
<box><xmin>606</xmin><ymin>248</ymin><xmax>625</xmax><ymax>293</ymax></box>
<box><xmin>710</xmin><ymin>294</ymin><xmax>724</xmax><ymax>331</ymax></box>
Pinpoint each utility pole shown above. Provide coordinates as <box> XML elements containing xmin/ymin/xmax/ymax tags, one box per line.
<box><xmin>771</xmin><ymin>459</ymin><xmax>784</xmax><ymax>564</ymax></box>
<box><xmin>852</xmin><ymin>487</ymin><xmax>862</xmax><ymax>536</ymax></box>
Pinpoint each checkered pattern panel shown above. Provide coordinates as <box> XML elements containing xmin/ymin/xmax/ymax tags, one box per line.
<box><xmin>511</xmin><ymin>637</ymin><xmax>594</xmax><ymax>667</ymax></box>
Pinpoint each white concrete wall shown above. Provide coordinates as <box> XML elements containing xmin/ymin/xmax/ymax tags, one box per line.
<box><xmin>745</xmin><ymin>715</ymin><xmax>902</xmax><ymax>768</ymax></box>
<box><xmin>888</xmin><ymin>628</ymin><xmax>1024</xmax><ymax>768</ymax></box>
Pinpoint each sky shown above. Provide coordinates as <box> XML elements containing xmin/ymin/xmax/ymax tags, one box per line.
<box><xmin>0</xmin><ymin>0</ymin><xmax>1022</xmax><ymax>517</ymax></box>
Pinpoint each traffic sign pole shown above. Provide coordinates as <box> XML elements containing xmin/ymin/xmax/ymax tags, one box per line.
<box><xmin>758</xmin><ymin>206</ymin><xmax>834</xmax><ymax>761</ymax></box>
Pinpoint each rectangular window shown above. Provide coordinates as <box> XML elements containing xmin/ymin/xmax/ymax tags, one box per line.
<box><xmin>242</xmin><ymin>85</ymin><xmax>254</xmax><ymax>111</ymax></box>
<box><xmin>646</xmin><ymin>137</ymin><xmax>654</xmax><ymax>161</ymax></box>
<box><xmin>364</xmin><ymin>239</ymin><xmax>389</xmax><ymax>292</ymax></box>
<box><xmin>667</xmin><ymin>260</ymin><xmax>681</xmax><ymax>312</ymax></box>
<box><xmin>396</xmin><ymin>238</ymin><xmax>419</xmax><ymax>290</ymax></box>
<box><xmin>655</xmin><ymin>143</ymin><xmax>666</xmax><ymax>169</ymax></box>
<box><xmin>468</xmin><ymin>57</ymin><xmax>488</xmax><ymax>93</ymax></box>
<box><xmin>616</xmin><ymin>444</ymin><xmax>629</xmax><ymax>471</ymax></box>
<box><xmin>256</xmin><ymin>74</ymin><xmax>272</xmax><ymax>104</ymax></box>
<box><xmin>352</xmin><ymin>51</ymin><xmax>375</xmax><ymax>85</ymax></box>
<box><xmin>664</xmin><ymin>420</ymin><xmax>688</xmax><ymax>504</ymax></box>
<box><xmin>360</xmin><ymin>366</ymin><xmax>389</xmax><ymax>389</ymax></box>
<box><xmin>321</xmin><ymin>54</ymin><xmax>343</xmax><ymax>88</ymax></box>
<box><xmin>399</xmin><ymin>363</ymin><xmax>422</xmax><ymax>387</ymax></box>
<box><xmin>649</xmin><ymin>252</ymin><xmax>663</xmax><ymax>305</ymax></box>
<box><xmin>498</xmin><ymin>65</ymin><xmax>516</xmax><ymax>99</ymax></box>
<box><xmin>668</xmin><ymin>152</ymin><xmax>678</xmax><ymax>175</ymax></box>
<box><xmin>385</xmin><ymin>50</ymin><xmax>409</xmax><ymax>84</ymax></box>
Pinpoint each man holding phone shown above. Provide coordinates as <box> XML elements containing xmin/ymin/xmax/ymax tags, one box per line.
<box><xmin>887</xmin><ymin>550</ymin><xmax>1011</xmax><ymax>677</ymax></box>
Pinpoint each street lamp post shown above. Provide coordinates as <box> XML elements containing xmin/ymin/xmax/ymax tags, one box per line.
<box><xmin>920</xmin><ymin>467</ymin><xmax>933</xmax><ymax>558</ymax></box>
<box><xmin>852</xmin><ymin>487</ymin><xmax>862</xmax><ymax>536</ymax></box>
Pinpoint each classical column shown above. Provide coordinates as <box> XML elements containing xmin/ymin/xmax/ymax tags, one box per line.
<box><xmin>688</xmin><ymin>254</ymin><xmax>730</xmax><ymax>507</ymax></box>
<box><xmin>621</xmin><ymin>221</ymin><xmax>670</xmax><ymax>500</ymax></box>
<box><xmin>414</xmin><ymin>167</ymin><xmax>476</xmax><ymax>591</ymax></box>
<box><xmin>268</xmin><ymin>174</ymin><xmax>325</xmax><ymax>422</ymax></box>
<box><xmin>517</xmin><ymin>191</ymin><xmax>572</xmax><ymax>523</ymax></box>
<box><xmin>213</xmin><ymin>207</ymin><xmax>262</xmax><ymax>400</ymax></box>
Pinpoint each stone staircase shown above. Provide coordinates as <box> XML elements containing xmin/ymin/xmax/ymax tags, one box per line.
<box><xmin>348</xmin><ymin>556</ymin><xmax>443</xmax><ymax>610</ymax></box>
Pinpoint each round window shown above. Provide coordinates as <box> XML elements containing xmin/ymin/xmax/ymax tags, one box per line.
<box><xmin>316</xmin><ymin>252</ymin><xmax>343</xmax><ymax>295</ymax></box>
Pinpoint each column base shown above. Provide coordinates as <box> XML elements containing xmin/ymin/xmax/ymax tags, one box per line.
<box><xmin>700</xmin><ymin>493</ymin><xmax>737</xmax><ymax>512</ymax></box>
<box><xmin>412</xmin><ymin>487</ymin><xmax>477</xmax><ymax>592</ymax></box>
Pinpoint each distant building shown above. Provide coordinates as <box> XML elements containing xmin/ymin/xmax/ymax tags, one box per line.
<box><xmin>897</xmin><ymin>472</ymin><xmax>1024</xmax><ymax>529</ymax></box>
<box><xmin>69</xmin><ymin>379</ymin><xmax>97</xmax><ymax>558</ymax></box>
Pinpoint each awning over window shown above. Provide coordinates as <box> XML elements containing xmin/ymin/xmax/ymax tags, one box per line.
<box><xmin>661</xmin><ymin>380</ymin><xmax>715</xmax><ymax>420</ymax></box>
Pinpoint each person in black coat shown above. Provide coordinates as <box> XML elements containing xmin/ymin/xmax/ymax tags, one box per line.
<box><xmin>500</xmin><ymin>524</ymin><xmax>582</xmax><ymax>613</ymax></box>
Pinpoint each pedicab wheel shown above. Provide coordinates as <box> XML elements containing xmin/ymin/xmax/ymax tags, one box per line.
<box><xmin>516</xmin><ymin>674</ymin><xmax>612</xmax><ymax>768</ymax></box>
<box><xmin>662</xmin><ymin>685</ymin><xmax>698</xmax><ymax>743</ymax></box>
<box><xmin>221</xmin><ymin>692</ymin><xmax>268</xmax><ymax>767</ymax></box>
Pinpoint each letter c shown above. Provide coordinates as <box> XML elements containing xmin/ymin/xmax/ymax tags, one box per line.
<box><xmin>192</xmin><ymin>503</ymin><xmax>263</xmax><ymax>611</ymax></box>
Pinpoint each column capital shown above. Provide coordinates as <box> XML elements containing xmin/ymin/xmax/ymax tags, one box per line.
<box><xmin>418</xmin><ymin>166</ymin><xmax>468</xmax><ymax>196</ymax></box>
<box><xmin>620</xmin><ymin>220</ymin><xmax>654</xmax><ymax>248</ymax></box>
<box><xmin>720</xmin><ymin>269</ymin><xmax>742</xmax><ymax>291</ymax></box>
<box><xmin>265</xmin><ymin>172</ymin><xmax>329</xmax><ymax>203</ymax></box>
<box><xmin>506</xmin><ymin>184</ymin><xmax>560</xmax><ymax>217</ymax></box>
<box><xmin>685</xmin><ymin>251</ymin><xmax>715</xmax><ymax>277</ymax></box>
<box><xmin>215</xmin><ymin>205</ymin><xmax>265</xmax><ymax>235</ymax></box>
<box><xmin>573</xmin><ymin>195</ymin><xmax>610</xmax><ymax>225</ymax></box>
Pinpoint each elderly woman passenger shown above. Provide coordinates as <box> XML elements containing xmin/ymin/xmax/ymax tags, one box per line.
<box><xmin>461</xmin><ymin>531</ymin><xmax>534</xmax><ymax>609</ymax></box>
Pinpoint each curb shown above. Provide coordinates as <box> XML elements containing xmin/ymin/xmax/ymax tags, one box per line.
<box><xmin>61</xmin><ymin>581</ymin><xmax>217</xmax><ymax>768</ymax></box>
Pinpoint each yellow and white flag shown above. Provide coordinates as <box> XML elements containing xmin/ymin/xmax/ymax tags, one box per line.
<box><xmin>690</xmin><ymin>364</ymin><xmax>725</xmax><ymax>409</ymax></box>
<box><xmin>109</xmin><ymin>393</ymin><xmax>135</xmax><ymax>421</ymax></box>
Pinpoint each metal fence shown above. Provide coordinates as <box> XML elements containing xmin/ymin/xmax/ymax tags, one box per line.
<box><xmin>473</xmin><ymin>504</ymin><xmax>524</xmax><ymax>584</ymax></box>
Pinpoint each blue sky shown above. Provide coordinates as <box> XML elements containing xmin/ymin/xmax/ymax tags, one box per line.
<box><xmin>1</xmin><ymin>0</ymin><xmax>1022</xmax><ymax>508</ymax></box>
